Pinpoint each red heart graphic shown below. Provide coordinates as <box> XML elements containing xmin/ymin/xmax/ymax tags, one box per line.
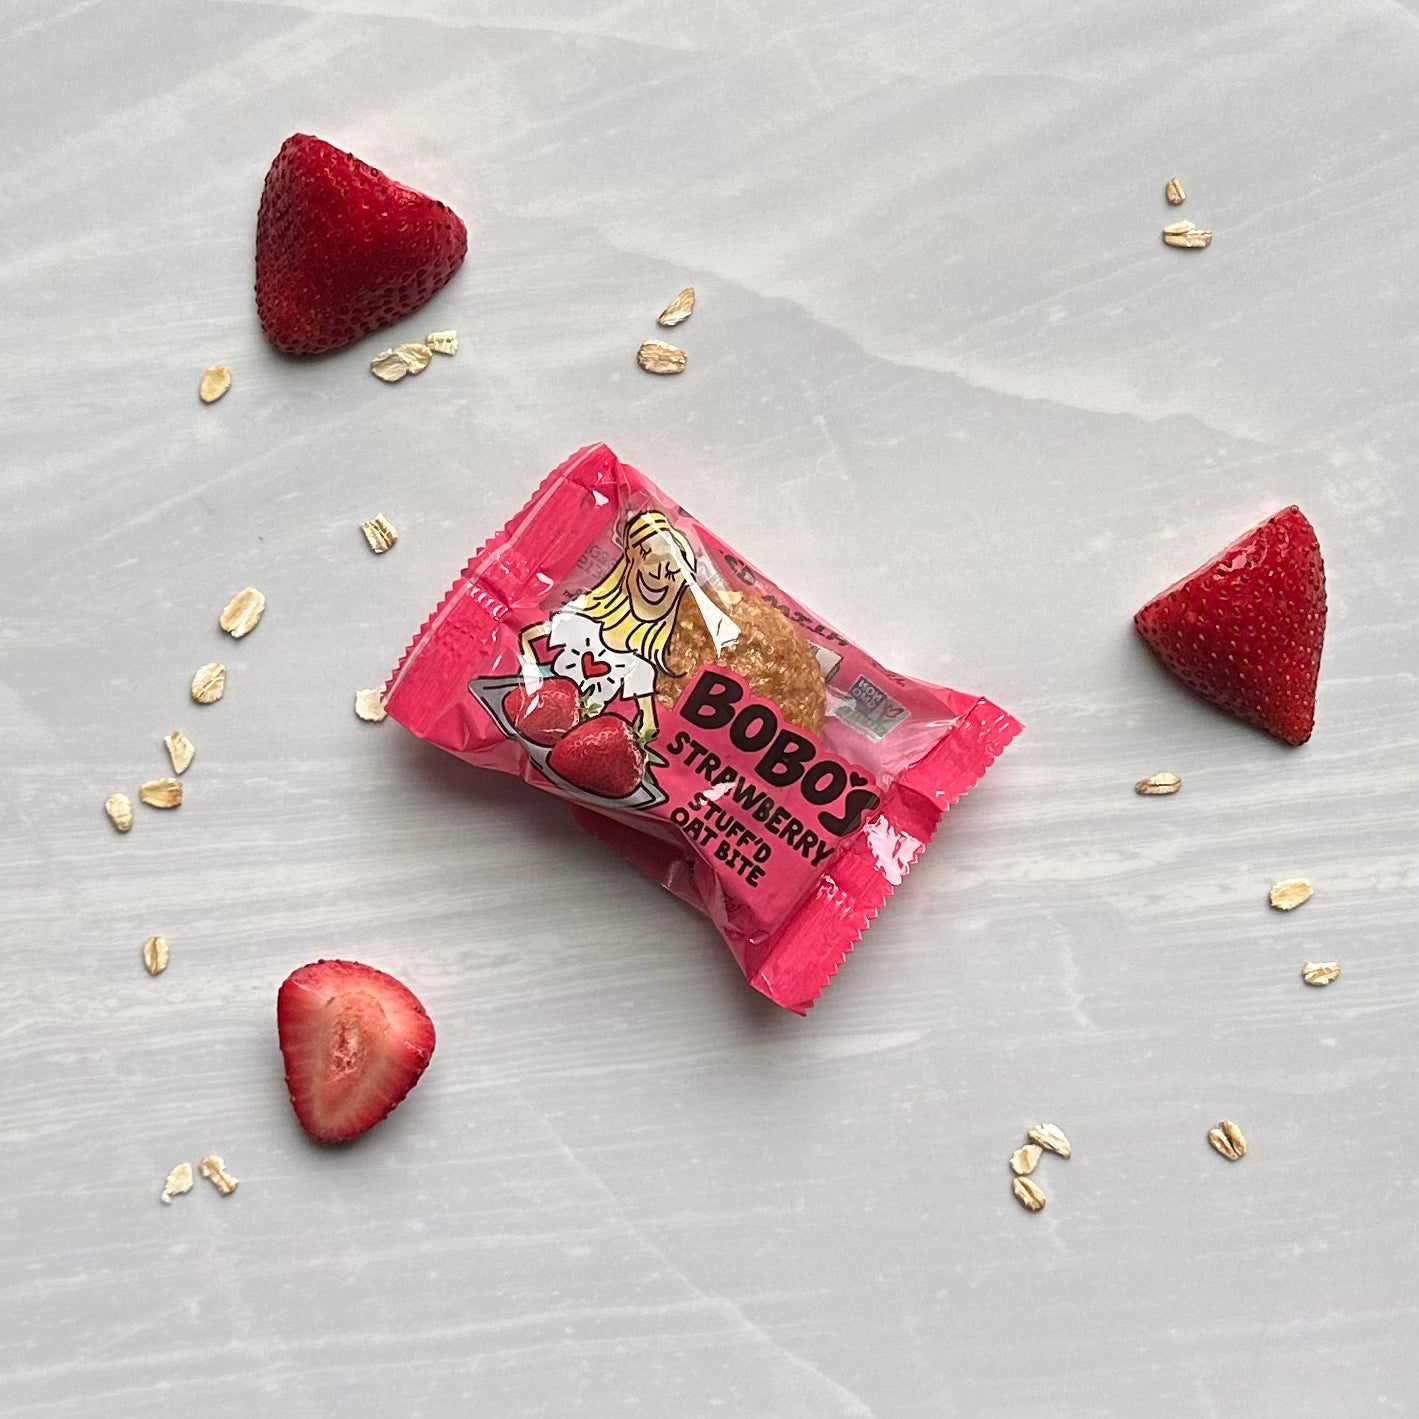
<box><xmin>581</xmin><ymin>650</ymin><xmax>612</xmax><ymax>680</ymax></box>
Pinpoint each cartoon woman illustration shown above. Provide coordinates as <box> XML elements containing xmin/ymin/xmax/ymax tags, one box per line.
<box><xmin>519</xmin><ymin>511</ymin><xmax>698</xmax><ymax>739</ymax></box>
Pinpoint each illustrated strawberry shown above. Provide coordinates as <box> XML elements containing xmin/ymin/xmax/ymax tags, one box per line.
<box><xmin>503</xmin><ymin>677</ymin><xmax>581</xmax><ymax>746</ymax></box>
<box><xmin>547</xmin><ymin>714</ymin><xmax>647</xmax><ymax>798</ymax></box>
<box><xmin>276</xmin><ymin>960</ymin><xmax>436</xmax><ymax>1143</ymax></box>
<box><xmin>1134</xmin><ymin>505</ymin><xmax>1326</xmax><ymax>746</ymax></box>
<box><xmin>254</xmin><ymin>134</ymin><xmax>467</xmax><ymax>355</ymax></box>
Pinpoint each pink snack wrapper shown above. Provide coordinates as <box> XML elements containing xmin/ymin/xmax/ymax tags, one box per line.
<box><xmin>386</xmin><ymin>444</ymin><xmax>1020</xmax><ymax>1013</ymax></box>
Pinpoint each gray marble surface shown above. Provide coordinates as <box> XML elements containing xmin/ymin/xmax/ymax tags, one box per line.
<box><xmin>3</xmin><ymin>2</ymin><xmax>1417</xmax><ymax>1415</ymax></box>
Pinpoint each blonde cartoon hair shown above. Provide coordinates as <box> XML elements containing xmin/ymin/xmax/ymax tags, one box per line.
<box><xmin>572</xmin><ymin>511</ymin><xmax>696</xmax><ymax>671</ymax></box>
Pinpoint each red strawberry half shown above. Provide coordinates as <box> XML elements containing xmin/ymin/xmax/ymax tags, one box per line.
<box><xmin>1134</xmin><ymin>505</ymin><xmax>1326</xmax><ymax>745</ymax></box>
<box><xmin>277</xmin><ymin>960</ymin><xmax>436</xmax><ymax>1142</ymax></box>
<box><xmin>547</xmin><ymin>714</ymin><xmax>646</xmax><ymax>798</ymax></box>
<box><xmin>504</xmin><ymin>677</ymin><xmax>580</xmax><ymax>746</ymax></box>
<box><xmin>255</xmin><ymin>134</ymin><xmax>467</xmax><ymax>355</ymax></box>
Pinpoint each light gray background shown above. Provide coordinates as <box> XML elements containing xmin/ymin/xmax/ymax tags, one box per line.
<box><xmin>2</xmin><ymin>2</ymin><xmax>1417</xmax><ymax>1415</ymax></box>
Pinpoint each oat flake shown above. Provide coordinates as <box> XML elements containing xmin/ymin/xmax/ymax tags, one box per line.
<box><xmin>1165</xmin><ymin>178</ymin><xmax>1186</xmax><ymax>205</ymax></box>
<box><xmin>394</xmin><ymin>342</ymin><xmax>432</xmax><ymax>374</ymax></box>
<box><xmin>199</xmin><ymin>367</ymin><xmax>231</xmax><ymax>404</ymax></box>
<box><xmin>637</xmin><ymin>341</ymin><xmax>687</xmax><ymax>375</ymax></box>
<box><xmin>105</xmin><ymin>793</ymin><xmax>134</xmax><ymax>833</ymax></box>
<box><xmin>657</xmin><ymin>288</ymin><xmax>695</xmax><ymax>327</ymax></box>
<box><xmin>139</xmin><ymin>778</ymin><xmax>182</xmax><ymax>809</ymax></box>
<box><xmin>371</xmin><ymin>348</ymin><xmax>413</xmax><ymax>383</ymax></box>
<box><xmin>1269</xmin><ymin>878</ymin><xmax>1312</xmax><ymax>911</ymax></box>
<box><xmin>1010</xmin><ymin>1144</ymin><xmax>1043</xmax><ymax>1177</ymax></box>
<box><xmin>1027</xmin><ymin>1124</ymin><xmax>1072</xmax><ymax>1159</ymax></box>
<box><xmin>354</xmin><ymin>689</ymin><xmax>387</xmax><ymax>723</ymax></box>
<box><xmin>191</xmin><ymin>663</ymin><xmax>226</xmax><ymax>704</ymax></box>
<box><xmin>425</xmin><ymin>330</ymin><xmax>459</xmax><ymax>355</ymax></box>
<box><xmin>372</xmin><ymin>344</ymin><xmax>432</xmax><ymax>381</ymax></box>
<box><xmin>1012</xmin><ymin>1176</ymin><xmax>1046</xmax><ymax>1212</ymax></box>
<box><xmin>1208</xmin><ymin>1120</ymin><xmax>1246</xmax><ymax>1161</ymax></box>
<box><xmin>142</xmin><ymin>935</ymin><xmax>169</xmax><ymax>976</ymax></box>
<box><xmin>199</xmin><ymin>1155</ymin><xmax>238</xmax><ymax>1196</ymax></box>
<box><xmin>164</xmin><ymin>731</ymin><xmax>195</xmax><ymax>775</ymax></box>
<box><xmin>1162</xmin><ymin>223</ymin><xmax>1213</xmax><ymax>249</ymax></box>
<box><xmin>360</xmin><ymin>516</ymin><xmax>398</xmax><ymax>554</ymax></box>
<box><xmin>1135</xmin><ymin>771</ymin><xmax>1181</xmax><ymax>796</ymax></box>
<box><xmin>1302</xmin><ymin>961</ymin><xmax>1341</xmax><ymax>987</ymax></box>
<box><xmin>219</xmin><ymin>587</ymin><xmax>265</xmax><ymax>639</ymax></box>
<box><xmin>160</xmin><ymin>1162</ymin><xmax>194</xmax><ymax>1204</ymax></box>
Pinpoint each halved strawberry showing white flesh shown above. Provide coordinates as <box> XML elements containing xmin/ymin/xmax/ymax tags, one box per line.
<box><xmin>277</xmin><ymin>960</ymin><xmax>435</xmax><ymax>1142</ymax></box>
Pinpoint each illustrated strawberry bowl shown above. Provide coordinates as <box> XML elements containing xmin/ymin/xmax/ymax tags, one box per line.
<box><xmin>469</xmin><ymin>673</ymin><xmax>666</xmax><ymax>810</ymax></box>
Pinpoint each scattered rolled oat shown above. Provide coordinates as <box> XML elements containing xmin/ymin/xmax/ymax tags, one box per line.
<box><xmin>1165</xmin><ymin>177</ymin><xmax>1186</xmax><ymax>206</ymax></box>
<box><xmin>191</xmin><ymin>662</ymin><xmax>226</xmax><ymax>704</ymax></box>
<box><xmin>360</xmin><ymin>516</ymin><xmax>398</xmax><ymax>554</ymax></box>
<box><xmin>142</xmin><ymin>935</ymin><xmax>169</xmax><ymax>976</ymax></box>
<box><xmin>160</xmin><ymin>1161</ymin><xmax>194</xmax><ymax>1205</ymax></box>
<box><xmin>164</xmin><ymin>730</ymin><xmax>195</xmax><ymax>775</ymax></box>
<box><xmin>1269</xmin><ymin>878</ymin><xmax>1312</xmax><ymax>911</ymax></box>
<box><xmin>139</xmin><ymin>778</ymin><xmax>183</xmax><ymax>809</ymax></box>
<box><xmin>354</xmin><ymin>688</ymin><xmax>387</xmax><ymax>723</ymax></box>
<box><xmin>198</xmin><ymin>366</ymin><xmax>231</xmax><ymax>404</ymax></box>
<box><xmin>104</xmin><ymin>793</ymin><xmax>133</xmax><ymax>833</ymax></box>
<box><xmin>199</xmin><ymin>1154</ymin><xmax>238</xmax><ymax>1196</ymax></box>
<box><xmin>637</xmin><ymin>340</ymin><xmax>687</xmax><ymax>375</ymax></box>
<box><xmin>1010</xmin><ymin>1144</ymin><xmax>1043</xmax><ymax>1177</ymax></box>
<box><xmin>1027</xmin><ymin>1124</ymin><xmax>1072</xmax><ymax>1159</ymax></box>
<box><xmin>1302</xmin><ymin>961</ymin><xmax>1341</xmax><ymax>987</ymax></box>
<box><xmin>219</xmin><ymin>586</ymin><xmax>266</xmax><ymax>639</ymax></box>
<box><xmin>657</xmin><ymin>288</ymin><xmax>695</xmax><ymax>327</ymax></box>
<box><xmin>1135</xmin><ymin>771</ymin><xmax>1182</xmax><ymax>796</ymax></box>
<box><xmin>1162</xmin><ymin>222</ymin><xmax>1213</xmax><ymax>249</ymax></box>
<box><xmin>395</xmin><ymin>341</ymin><xmax>432</xmax><ymax>373</ymax></box>
<box><xmin>425</xmin><ymin>330</ymin><xmax>458</xmax><ymax>355</ymax></box>
<box><xmin>371</xmin><ymin>344</ymin><xmax>432</xmax><ymax>381</ymax></box>
<box><xmin>1012</xmin><ymin>1176</ymin><xmax>1046</xmax><ymax>1212</ymax></box>
<box><xmin>1208</xmin><ymin>1120</ymin><xmax>1247</xmax><ymax>1161</ymax></box>
<box><xmin>371</xmin><ymin>348</ymin><xmax>413</xmax><ymax>383</ymax></box>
